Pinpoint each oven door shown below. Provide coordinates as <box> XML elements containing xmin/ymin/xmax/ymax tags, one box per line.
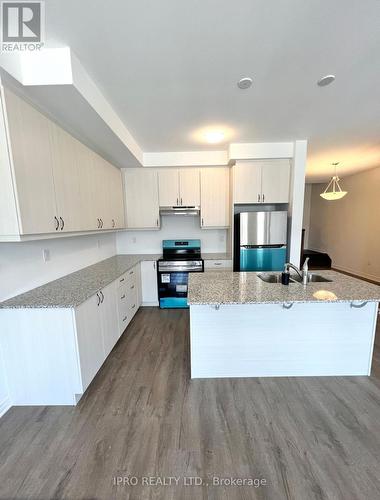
<box><xmin>158</xmin><ymin>271</ymin><xmax>189</xmax><ymax>308</ymax></box>
<box><xmin>157</xmin><ymin>260</ymin><xmax>203</xmax><ymax>309</ymax></box>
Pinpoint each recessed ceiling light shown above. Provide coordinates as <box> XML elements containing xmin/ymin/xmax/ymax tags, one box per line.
<box><xmin>204</xmin><ymin>131</ymin><xmax>225</xmax><ymax>144</ymax></box>
<box><xmin>317</xmin><ymin>75</ymin><xmax>335</xmax><ymax>87</ymax></box>
<box><xmin>237</xmin><ymin>77</ymin><xmax>253</xmax><ymax>89</ymax></box>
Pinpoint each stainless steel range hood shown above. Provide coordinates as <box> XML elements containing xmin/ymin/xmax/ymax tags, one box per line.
<box><xmin>159</xmin><ymin>206</ymin><xmax>200</xmax><ymax>216</ymax></box>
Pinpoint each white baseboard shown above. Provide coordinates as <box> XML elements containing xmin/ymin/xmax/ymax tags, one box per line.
<box><xmin>141</xmin><ymin>302</ymin><xmax>159</xmax><ymax>307</ymax></box>
<box><xmin>333</xmin><ymin>264</ymin><xmax>380</xmax><ymax>284</ymax></box>
<box><xmin>0</xmin><ymin>396</ymin><xmax>11</xmax><ymax>418</ymax></box>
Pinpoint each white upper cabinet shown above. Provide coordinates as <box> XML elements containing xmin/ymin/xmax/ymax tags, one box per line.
<box><xmin>261</xmin><ymin>160</ymin><xmax>290</xmax><ymax>203</ymax></box>
<box><xmin>158</xmin><ymin>168</ymin><xmax>200</xmax><ymax>207</ymax></box>
<box><xmin>233</xmin><ymin>162</ymin><xmax>262</xmax><ymax>204</ymax></box>
<box><xmin>49</xmin><ymin>122</ymin><xmax>82</xmax><ymax>232</ymax></box>
<box><xmin>200</xmin><ymin>167</ymin><xmax>230</xmax><ymax>228</ymax></box>
<box><xmin>179</xmin><ymin>169</ymin><xmax>200</xmax><ymax>206</ymax></box>
<box><xmin>123</xmin><ymin>169</ymin><xmax>160</xmax><ymax>229</ymax></box>
<box><xmin>107</xmin><ymin>162</ymin><xmax>125</xmax><ymax>229</ymax></box>
<box><xmin>4</xmin><ymin>87</ymin><xmax>57</xmax><ymax>235</ymax></box>
<box><xmin>158</xmin><ymin>169</ymin><xmax>179</xmax><ymax>206</ymax></box>
<box><xmin>233</xmin><ymin>160</ymin><xmax>291</xmax><ymax>204</ymax></box>
<box><xmin>0</xmin><ymin>86</ymin><xmax>125</xmax><ymax>240</ymax></box>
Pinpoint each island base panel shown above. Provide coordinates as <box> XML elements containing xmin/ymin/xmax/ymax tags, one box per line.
<box><xmin>190</xmin><ymin>302</ymin><xmax>378</xmax><ymax>378</ymax></box>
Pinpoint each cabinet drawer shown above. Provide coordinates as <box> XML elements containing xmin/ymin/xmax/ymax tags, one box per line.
<box><xmin>204</xmin><ymin>260</ymin><xmax>233</xmax><ymax>270</ymax></box>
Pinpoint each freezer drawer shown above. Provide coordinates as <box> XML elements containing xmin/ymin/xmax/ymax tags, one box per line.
<box><xmin>240</xmin><ymin>246</ymin><xmax>286</xmax><ymax>272</ymax></box>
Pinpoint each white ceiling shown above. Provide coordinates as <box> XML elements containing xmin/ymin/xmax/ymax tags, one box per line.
<box><xmin>44</xmin><ymin>0</ymin><xmax>380</xmax><ymax>181</ymax></box>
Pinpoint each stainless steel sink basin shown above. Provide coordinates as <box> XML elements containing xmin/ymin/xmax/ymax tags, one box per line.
<box><xmin>258</xmin><ymin>273</ymin><xmax>297</xmax><ymax>284</ymax></box>
<box><xmin>291</xmin><ymin>273</ymin><xmax>333</xmax><ymax>283</ymax></box>
<box><xmin>258</xmin><ymin>272</ymin><xmax>332</xmax><ymax>284</ymax></box>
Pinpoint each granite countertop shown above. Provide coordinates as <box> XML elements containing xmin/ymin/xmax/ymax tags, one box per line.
<box><xmin>188</xmin><ymin>270</ymin><xmax>380</xmax><ymax>305</ymax></box>
<box><xmin>202</xmin><ymin>253</ymin><xmax>232</xmax><ymax>260</ymax></box>
<box><xmin>0</xmin><ymin>254</ymin><xmax>161</xmax><ymax>309</ymax></box>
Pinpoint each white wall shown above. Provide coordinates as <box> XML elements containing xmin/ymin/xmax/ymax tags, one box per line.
<box><xmin>309</xmin><ymin>166</ymin><xmax>380</xmax><ymax>282</ymax></box>
<box><xmin>0</xmin><ymin>233</ymin><xmax>117</xmax><ymax>302</ymax></box>
<box><xmin>302</xmin><ymin>184</ymin><xmax>312</xmax><ymax>249</ymax></box>
<box><xmin>117</xmin><ymin>216</ymin><xmax>227</xmax><ymax>254</ymax></box>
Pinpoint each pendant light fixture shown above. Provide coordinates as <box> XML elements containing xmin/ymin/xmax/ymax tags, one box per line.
<box><xmin>320</xmin><ymin>162</ymin><xmax>348</xmax><ymax>201</ymax></box>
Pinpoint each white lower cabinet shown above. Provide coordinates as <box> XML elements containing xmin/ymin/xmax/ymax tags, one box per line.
<box><xmin>117</xmin><ymin>264</ymin><xmax>140</xmax><ymax>334</ymax></box>
<box><xmin>204</xmin><ymin>259</ymin><xmax>233</xmax><ymax>270</ymax></box>
<box><xmin>140</xmin><ymin>260</ymin><xmax>158</xmax><ymax>306</ymax></box>
<box><xmin>0</xmin><ymin>262</ymin><xmax>155</xmax><ymax>407</ymax></box>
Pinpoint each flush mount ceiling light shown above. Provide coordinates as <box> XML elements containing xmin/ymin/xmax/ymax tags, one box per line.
<box><xmin>204</xmin><ymin>130</ymin><xmax>225</xmax><ymax>144</ymax></box>
<box><xmin>320</xmin><ymin>162</ymin><xmax>348</xmax><ymax>200</ymax></box>
<box><xmin>237</xmin><ymin>77</ymin><xmax>253</xmax><ymax>89</ymax></box>
<box><xmin>317</xmin><ymin>74</ymin><xmax>335</xmax><ymax>87</ymax></box>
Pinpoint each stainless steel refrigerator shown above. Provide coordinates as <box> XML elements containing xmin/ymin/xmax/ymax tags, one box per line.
<box><xmin>236</xmin><ymin>211</ymin><xmax>288</xmax><ymax>271</ymax></box>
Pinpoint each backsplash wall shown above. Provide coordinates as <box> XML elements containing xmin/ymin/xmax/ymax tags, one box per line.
<box><xmin>0</xmin><ymin>233</ymin><xmax>117</xmax><ymax>302</ymax></box>
<box><xmin>117</xmin><ymin>216</ymin><xmax>227</xmax><ymax>254</ymax></box>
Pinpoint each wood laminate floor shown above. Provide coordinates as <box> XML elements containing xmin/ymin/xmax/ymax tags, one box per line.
<box><xmin>1</xmin><ymin>308</ymin><xmax>380</xmax><ymax>500</ymax></box>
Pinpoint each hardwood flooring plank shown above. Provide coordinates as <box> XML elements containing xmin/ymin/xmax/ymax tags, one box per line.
<box><xmin>0</xmin><ymin>309</ymin><xmax>379</xmax><ymax>500</ymax></box>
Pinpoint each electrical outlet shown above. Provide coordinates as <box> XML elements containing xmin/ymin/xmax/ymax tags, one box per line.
<box><xmin>42</xmin><ymin>249</ymin><xmax>50</xmax><ymax>262</ymax></box>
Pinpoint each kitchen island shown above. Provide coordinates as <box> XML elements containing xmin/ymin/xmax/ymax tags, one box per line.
<box><xmin>188</xmin><ymin>270</ymin><xmax>380</xmax><ymax>378</ymax></box>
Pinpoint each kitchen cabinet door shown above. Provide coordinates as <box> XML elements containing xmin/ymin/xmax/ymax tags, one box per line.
<box><xmin>261</xmin><ymin>159</ymin><xmax>291</xmax><ymax>203</ymax></box>
<box><xmin>179</xmin><ymin>169</ymin><xmax>200</xmax><ymax>206</ymax></box>
<box><xmin>233</xmin><ymin>162</ymin><xmax>262</xmax><ymax>204</ymax></box>
<box><xmin>124</xmin><ymin>169</ymin><xmax>160</xmax><ymax>229</ymax></box>
<box><xmin>91</xmin><ymin>154</ymin><xmax>109</xmax><ymax>230</ymax></box>
<box><xmin>100</xmin><ymin>281</ymin><xmax>119</xmax><ymax>357</ymax></box>
<box><xmin>49</xmin><ymin>123</ymin><xmax>82</xmax><ymax>232</ymax></box>
<box><xmin>75</xmin><ymin>143</ymin><xmax>98</xmax><ymax>231</ymax></box>
<box><xmin>4</xmin><ymin>88</ymin><xmax>57</xmax><ymax>235</ymax></box>
<box><xmin>158</xmin><ymin>169</ymin><xmax>179</xmax><ymax>206</ymax></box>
<box><xmin>105</xmin><ymin>161</ymin><xmax>125</xmax><ymax>229</ymax></box>
<box><xmin>74</xmin><ymin>294</ymin><xmax>105</xmax><ymax>391</ymax></box>
<box><xmin>200</xmin><ymin>168</ymin><xmax>230</xmax><ymax>228</ymax></box>
<box><xmin>140</xmin><ymin>261</ymin><xmax>159</xmax><ymax>305</ymax></box>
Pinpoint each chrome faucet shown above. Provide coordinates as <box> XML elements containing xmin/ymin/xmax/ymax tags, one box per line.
<box><xmin>302</xmin><ymin>257</ymin><xmax>310</xmax><ymax>285</ymax></box>
<box><xmin>284</xmin><ymin>257</ymin><xmax>310</xmax><ymax>284</ymax></box>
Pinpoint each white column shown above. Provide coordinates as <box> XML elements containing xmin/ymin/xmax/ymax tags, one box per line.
<box><xmin>288</xmin><ymin>140</ymin><xmax>307</xmax><ymax>266</ymax></box>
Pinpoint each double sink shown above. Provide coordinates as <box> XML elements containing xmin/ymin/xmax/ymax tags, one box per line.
<box><xmin>258</xmin><ymin>272</ymin><xmax>332</xmax><ymax>284</ymax></box>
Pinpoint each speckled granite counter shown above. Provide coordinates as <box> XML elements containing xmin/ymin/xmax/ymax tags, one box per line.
<box><xmin>202</xmin><ymin>253</ymin><xmax>232</xmax><ymax>260</ymax></box>
<box><xmin>0</xmin><ymin>255</ymin><xmax>161</xmax><ymax>309</ymax></box>
<box><xmin>188</xmin><ymin>270</ymin><xmax>380</xmax><ymax>305</ymax></box>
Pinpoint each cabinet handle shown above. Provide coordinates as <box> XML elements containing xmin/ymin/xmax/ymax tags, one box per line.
<box><xmin>123</xmin><ymin>316</ymin><xmax>127</xmax><ymax>322</ymax></box>
<box><xmin>201</xmin><ymin>218</ymin><xmax>204</xmax><ymax>226</ymax></box>
<box><xmin>176</xmin><ymin>197</ymin><xmax>179</xmax><ymax>206</ymax></box>
<box><xmin>120</xmin><ymin>278</ymin><xmax>125</xmax><ymax>283</ymax></box>
<box><xmin>262</xmin><ymin>193</ymin><xmax>265</xmax><ymax>203</ymax></box>
<box><xmin>100</xmin><ymin>291</ymin><xmax>104</xmax><ymax>303</ymax></box>
<box><xmin>156</xmin><ymin>218</ymin><xmax>159</xmax><ymax>227</ymax></box>
<box><xmin>132</xmin><ymin>304</ymin><xmax>136</xmax><ymax>309</ymax></box>
<box><xmin>129</xmin><ymin>270</ymin><xmax>134</xmax><ymax>275</ymax></box>
<box><xmin>180</xmin><ymin>197</ymin><xmax>183</xmax><ymax>205</ymax></box>
<box><xmin>130</xmin><ymin>285</ymin><xmax>135</xmax><ymax>289</ymax></box>
<box><xmin>120</xmin><ymin>294</ymin><xmax>126</xmax><ymax>300</ymax></box>
<box><xmin>97</xmin><ymin>218</ymin><xmax>100</xmax><ymax>228</ymax></box>
<box><xmin>54</xmin><ymin>216</ymin><xmax>59</xmax><ymax>231</ymax></box>
<box><xmin>153</xmin><ymin>261</ymin><xmax>156</xmax><ymax>270</ymax></box>
<box><xmin>112</xmin><ymin>219</ymin><xmax>115</xmax><ymax>228</ymax></box>
<box><xmin>96</xmin><ymin>293</ymin><xmax>100</xmax><ymax>306</ymax></box>
<box><xmin>100</xmin><ymin>219</ymin><xmax>103</xmax><ymax>228</ymax></box>
<box><xmin>59</xmin><ymin>217</ymin><xmax>64</xmax><ymax>230</ymax></box>
<box><xmin>214</xmin><ymin>262</ymin><xmax>222</xmax><ymax>266</ymax></box>
<box><xmin>258</xmin><ymin>194</ymin><xmax>261</xmax><ymax>202</ymax></box>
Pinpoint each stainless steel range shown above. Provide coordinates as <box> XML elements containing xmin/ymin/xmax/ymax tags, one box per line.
<box><xmin>157</xmin><ymin>239</ymin><xmax>204</xmax><ymax>308</ymax></box>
